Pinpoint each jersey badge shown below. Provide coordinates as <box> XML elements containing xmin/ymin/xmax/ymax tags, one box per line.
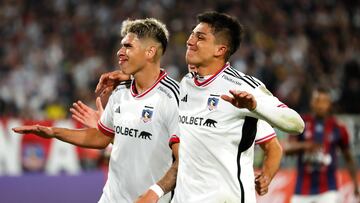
<box><xmin>207</xmin><ymin>95</ymin><xmax>219</xmax><ymax>111</ymax></box>
<box><xmin>141</xmin><ymin>106</ymin><xmax>154</xmax><ymax>123</ymax></box>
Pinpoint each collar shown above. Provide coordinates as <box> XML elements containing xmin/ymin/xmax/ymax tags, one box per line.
<box><xmin>130</xmin><ymin>70</ymin><xmax>167</xmax><ymax>98</ymax></box>
<box><xmin>194</xmin><ymin>62</ymin><xmax>230</xmax><ymax>87</ymax></box>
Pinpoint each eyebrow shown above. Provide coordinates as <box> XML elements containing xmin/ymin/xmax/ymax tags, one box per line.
<box><xmin>121</xmin><ymin>42</ymin><xmax>132</xmax><ymax>47</ymax></box>
<box><xmin>193</xmin><ymin>31</ymin><xmax>207</xmax><ymax>35</ymax></box>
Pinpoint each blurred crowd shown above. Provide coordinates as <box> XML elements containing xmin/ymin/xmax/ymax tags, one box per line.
<box><xmin>1</xmin><ymin>0</ymin><xmax>360</xmax><ymax>119</ymax></box>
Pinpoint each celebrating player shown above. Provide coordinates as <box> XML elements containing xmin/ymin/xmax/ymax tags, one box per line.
<box><xmin>172</xmin><ymin>11</ymin><xmax>304</xmax><ymax>203</ymax></box>
<box><xmin>13</xmin><ymin>18</ymin><xmax>179</xmax><ymax>203</ymax></box>
<box><xmin>91</xmin><ymin>11</ymin><xmax>304</xmax><ymax>203</ymax></box>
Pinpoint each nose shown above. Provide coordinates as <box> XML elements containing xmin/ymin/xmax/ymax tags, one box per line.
<box><xmin>187</xmin><ymin>34</ymin><xmax>195</xmax><ymax>47</ymax></box>
<box><xmin>117</xmin><ymin>47</ymin><xmax>125</xmax><ymax>57</ymax></box>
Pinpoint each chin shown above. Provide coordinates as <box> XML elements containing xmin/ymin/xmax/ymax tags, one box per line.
<box><xmin>186</xmin><ymin>57</ymin><xmax>197</xmax><ymax>66</ymax></box>
<box><xmin>120</xmin><ymin>68</ymin><xmax>129</xmax><ymax>75</ymax></box>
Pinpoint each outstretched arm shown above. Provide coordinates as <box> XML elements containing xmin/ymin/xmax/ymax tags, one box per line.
<box><xmin>13</xmin><ymin>125</ymin><xmax>112</xmax><ymax>149</ymax></box>
<box><xmin>221</xmin><ymin>90</ymin><xmax>305</xmax><ymax>134</ymax></box>
<box><xmin>135</xmin><ymin>143</ymin><xmax>179</xmax><ymax>203</ymax></box>
<box><xmin>255</xmin><ymin>137</ymin><xmax>283</xmax><ymax>196</ymax></box>
<box><xmin>283</xmin><ymin>140</ymin><xmax>320</xmax><ymax>155</ymax></box>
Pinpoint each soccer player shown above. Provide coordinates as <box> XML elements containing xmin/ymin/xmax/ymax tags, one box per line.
<box><xmin>285</xmin><ymin>87</ymin><xmax>359</xmax><ymax>203</ymax></box>
<box><xmin>13</xmin><ymin>18</ymin><xmax>179</xmax><ymax>203</ymax></box>
<box><xmin>93</xmin><ymin>11</ymin><xmax>302</xmax><ymax>202</ymax></box>
<box><xmin>172</xmin><ymin>11</ymin><xmax>304</xmax><ymax>203</ymax></box>
<box><xmin>74</xmin><ymin>67</ymin><xmax>283</xmax><ymax>198</ymax></box>
<box><xmin>70</xmin><ymin>97</ymin><xmax>104</xmax><ymax>130</ymax></box>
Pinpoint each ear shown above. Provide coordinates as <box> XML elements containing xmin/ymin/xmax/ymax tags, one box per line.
<box><xmin>145</xmin><ymin>46</ymin><xmax>157</xmax><ymax>60</ymax></box>
<box><xmin>214</xmin><ymin>45</ymin><xmax>227</xmax><ymax>57</ymax></box>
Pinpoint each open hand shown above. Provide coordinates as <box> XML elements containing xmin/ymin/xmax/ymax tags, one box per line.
<box><xmin>221</xmin><ymin>90</ymin><xmax>257</xmax><ymax>110</ymax></box>
<box><xmin>12</xmin><ymin>125</ymin><xmax>55</xmax><ymax>139</ymax></box>
<box><xmin>70</xmin><ymin>97</ymin><xmax>103</xmax><ymax>129</ymax></box>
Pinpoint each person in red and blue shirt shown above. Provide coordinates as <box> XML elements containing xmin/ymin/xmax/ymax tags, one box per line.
<box><xmin>285</xmin><ymin>87</ymin><xmax>359</xmax><ymax>203</ymax></box>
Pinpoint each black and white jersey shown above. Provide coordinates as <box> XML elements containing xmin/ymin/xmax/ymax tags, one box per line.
<box><xmin>173</xmin><ymin>63</ymin><xmax>282</xmax><ymax>203</ymax></box>
<box><xmin>98</xmin><ymin>70</ymin><xmax>180</xmax><ymax>203</ymax></box>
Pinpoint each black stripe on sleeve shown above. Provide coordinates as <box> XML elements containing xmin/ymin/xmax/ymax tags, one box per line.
<box><xmin>227</xmin><ymin>67</ymin><xmax>242</xmax><ymax>78</ymax></box>
<box><xmin>224</xmin><ymin>70</ymin><xmax>238</xmax><ymax>78</ymax></box>
<box><xmin>160</xmin><ymin>81</ymin><xmax>179</xmax><ymax>105</ymax></box>
<box><xmin>244</xmin><ymin>75</ymin><xmax>261</xmax><ymax>86</ymax></box>
<box><xmin>228</xmin><ymin>67</ymin><xmax>261</xmax><ymax>88</ymax></box>
<box><xmin>224</xmin><ymin>70</ymin><xmax>257</xmax><ymax>89</ymax></box>
<box><xmin>164</xmin><ymin>76</ymin><xmax>180</xmax><ymax>89</ymax></box>
<box><xmin>163</xmin><ymin>77</ymin><xmax>180</xmax><ymax>94</ymax></box>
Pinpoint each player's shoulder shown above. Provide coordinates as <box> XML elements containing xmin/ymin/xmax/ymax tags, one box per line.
<box><xmin>113</xmin><ymin>80</ymin><xmax>132</xmax><ymax>93</ymax></box>
<box><xmin>328</xmin><ymin>116</ymin><xmax>347</xmax><ymax>129</ymax></box>
<box><xmin>158</xmin><ymin>75</ymin><xmax>180</xmax><ymax>105</ymax></box>
<box><xmin>181</xmin><ymin>72</ymin><xmax>196</xmax><ymax>82</ymax></box>
<box><xmin>222</xmin><ymin>65</ymin><xmax>265</xmax><ymax>89</ymax></box>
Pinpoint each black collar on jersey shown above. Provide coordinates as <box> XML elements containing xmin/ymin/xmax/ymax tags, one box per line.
<box><xmin>130</xmin><ymin>70</ymin><xmax>167</xmax><ymax>98</ymax></box>
<box><xmin>194</xmin><ymin>62</ymin><xmax>230</xmax><ymax>87</ymax></box>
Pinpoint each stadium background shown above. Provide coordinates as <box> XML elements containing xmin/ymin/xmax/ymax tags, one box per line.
<box><xmin>0</xmin><ymin>0</ymin><xmax>359</xmax><ymax>202</ymax></box>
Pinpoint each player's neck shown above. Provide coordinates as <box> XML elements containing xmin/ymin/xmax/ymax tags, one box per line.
<box><xmin>197</xmin><ymin>60</ymin><xmax>226</xmax><ymax>77</ymax></box>
<box><xmin>133</xmin><ymin>64</ymin><xmax>161</xmax><ymax>94</ymax></box>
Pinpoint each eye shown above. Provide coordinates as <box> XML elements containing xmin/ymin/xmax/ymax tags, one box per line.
<box><xmin>196</xmin><ymin>34</ymin><xmax>204</xmax><ymax>40</ymax></box>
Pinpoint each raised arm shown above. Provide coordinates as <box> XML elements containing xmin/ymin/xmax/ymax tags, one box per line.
<box><xmin>221</xmin><ymin>90</ymin><xmax>305</xmax><ymax>134</ymax></box>
<box><xmin>13</xmin><ymin>125</ymin><xmax>112</xmax><ymax>149</ymax></box>
<box><xmin>135</xmin><ymin>143</ymin><xmax>179</xmax><ymax>203</ymax></box>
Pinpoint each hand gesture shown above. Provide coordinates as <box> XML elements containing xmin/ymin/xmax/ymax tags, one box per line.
<box><xmin>134</xmin><ymin>189</ymin><xmax>159</xmax><ymax>203</ymax></box>
<box><xmin>255</xmin><ymin>171</ymin><xmax>271</xmax><ymax>196</ymax></box>
<box><xmin>12</xmin><ymin>125</ymin><xmax>55</xmax><ymax>139</ymax></box>
<box><xmin>70</xmin><ymin>97</ymin><xmax>103</xmax><ymax>129</ymax></box>
<box><xmin>221</xmin><ymin>90</ymin><xmax>257</xmax><ymax>111</ymax></box>
<box><xmin>95</xmin><ymin>70</ymin><xmax>130</xmax><ymax>96</ymax></box>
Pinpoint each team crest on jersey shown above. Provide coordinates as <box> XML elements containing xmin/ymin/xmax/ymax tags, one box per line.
<box><xmin>141</xmin><ymin>106</ymin><xmax>154</xmax><ymax>123</ymax></box>
<box><xmin>207</xmin><ymin>95</ymin><xmax>219</xmax><ymax>111</ymax></box>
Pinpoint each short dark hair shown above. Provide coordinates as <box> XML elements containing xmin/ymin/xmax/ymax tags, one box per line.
<box><xmin>197</xmin><ymin>11</ymin><xmax>244</xmax><ymax>60</ymax></box>
<box><xmin>313</xmin><ymin>85</ymin><xmax>330</xmax><ymax>95</ymax></box>
<box><xmin>121</xmin><ymin>18</ymin><xmax>169</xmax><ymax>55</ymax></box>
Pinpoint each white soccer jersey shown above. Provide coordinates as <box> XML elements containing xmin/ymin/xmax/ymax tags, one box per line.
<box><xmin>173</xmin><ymin>62</ymin><xmax>282</xmax><ymax>203</ymax></box>
<box><xmin>97</xmin><ymin>71</ymin><xmax>180</xmax><ymax>203</ymax></box>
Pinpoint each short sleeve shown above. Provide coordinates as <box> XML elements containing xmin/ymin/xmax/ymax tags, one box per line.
<box><xmin>98</xmin><ymin>93</ymin><xmax>115</xmax><ymax>138</ymax></box>
<box><xmin>165</xmin><ymin>99</ymin><xmax>180</xmax><ymax>148</ymax></box>
<box><xmin>255</xmin><ymin>119</ymin><xmax>276</xmax><ymax>145</ymax></box>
